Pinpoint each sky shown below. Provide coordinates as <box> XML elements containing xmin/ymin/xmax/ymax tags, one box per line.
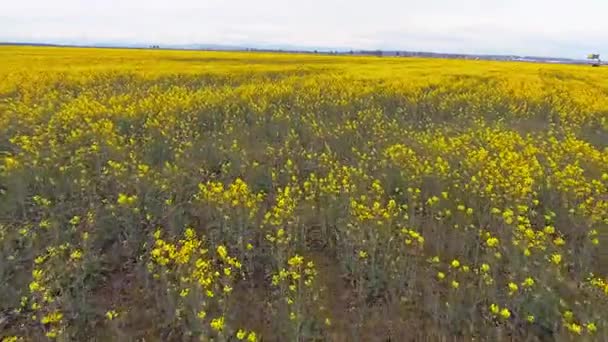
<box><xmin>1</xmin><ymin>0</ymin><xmax>606</xmax><ymax>58</ymax></box>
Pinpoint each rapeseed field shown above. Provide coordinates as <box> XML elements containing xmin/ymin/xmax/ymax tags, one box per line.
<box><xmin>1</xmin><ymin>46</ymin><xmax>607</xmax><ymax>341</ymax></box>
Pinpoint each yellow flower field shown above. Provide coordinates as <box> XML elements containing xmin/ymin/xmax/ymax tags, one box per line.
<box><xmin>1</xmin><ymin>45</ymin><xmax>607</xmax><ymax>341</ymax></box>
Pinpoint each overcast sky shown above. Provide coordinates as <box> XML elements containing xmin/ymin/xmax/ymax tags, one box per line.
<box><xmin>2</xmin><ymin>0</ymin><xmax>606</xmax><ymax>58</ymax></box>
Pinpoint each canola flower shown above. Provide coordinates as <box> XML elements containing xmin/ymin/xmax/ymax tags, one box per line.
<box><xmin>105</xmin><ymin>310</ymin><xmax>119</xmax><ymax>320</ymax></box>
<box><xmin>0</xmin><ymin>45</ymin><xmax>607</xmax><ymax>340</ymax></box>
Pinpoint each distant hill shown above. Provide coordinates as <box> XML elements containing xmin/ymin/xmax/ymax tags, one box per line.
<box><xmin>0</xmin><ymin>41</ymin><xmax>599</xmax><ymax>65</ymax></box>
<box><xmin>0</xmin><ymin>42</ymin><xmax>60</xmax><ymax>47</ymax></box>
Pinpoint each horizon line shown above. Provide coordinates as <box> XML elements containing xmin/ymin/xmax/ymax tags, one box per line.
<box><xmin>0</xmin><ymin>40</ymin><xmax>599</xmax><ymax>64</ymax></box>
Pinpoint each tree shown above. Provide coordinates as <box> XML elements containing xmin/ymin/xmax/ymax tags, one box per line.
<box><xmin>588</xmin><ymin>54</ymin><xmax>601</xmax><ymax>67</ymax></box>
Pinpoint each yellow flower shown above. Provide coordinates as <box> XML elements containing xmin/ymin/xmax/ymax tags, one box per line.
<box><xmin>32</xmin><ymin>269</ymin><xmax>43</xmax><ymax>280</ymax></box>
<box><xmin>451</xmin><ymin>259</ymin><xmax>460</xmax><ymax>268</ymax></box>
<box><xmin>217</xmin><ymin>245</ymin><xmax>228</xmax><ymax>259</ymax></box>
<box><xmin>522</xmin><ymin>277</ymin><xmax>535</xmax><ymax>288</ymax></box>
<box><xmin>586</xmin><ymin>322</ymin><xmax>597</xmax><ymax>333</ymax></box>
<box><xmin>3</xmin><ymin>156</ymin><xmax>19</xmax><ymax>170</ymax></box>
<box><xmin>553</xmin><ymin>237</ymin><xmax>565</xmax><ymax>246</ymax></box>
<box><xmin>508</xmin><ymin>282</ymin><xmax>519</xmax><ymax>293</ymax></box>
<box><xmin>29</xmin><ymin>281</ymin><xmax>41</xmax><ymax>293</ymax></box>
<box><xmin>236</xmin><ymin>329</ymin><xmax>247</xmax><ymax>339</ymax></box>
<box><xmin>486</xmin><ymin>237</ymin><xmax>499</xmax><ymax>248</ymax></box>
<box><xmin>550</xmin><ymin>253</ymin><xmax>562</xmax><ymax>265</ymax></box>
<box><xmin>153</xmin><ymin>229</ymin><xmax>162</xmax><ymax>239</ymax></box>
<box><xmin>70</xmin><ymin>249</ymin><xmax>83</xmax><ymax>260</ymax></box>
<box><xmin>437</xmin><ymin>272</ymin><xmax>446</xmax><ymax>280</ymax></box>
<box><xmin>184</xmin><ymin>227</ymin><xmax>196</xmax><ymax>240</ymax></box>
<box><xmin>210</xmin><ymin>316</ymin><xmax>225</xmax><ymax>332</ymax></box>
<box><xmin>499</xmin><ymin>308</ymin><xmax>511</xmax><ymax>319</ymax></box>
<box><xmin>45</xmin><ymin>330</ymin><xmax>58</xmax><ymax>338</ymax></box>
<box><xmin>41</xmin><ymin>311</ymin><xmax>63</xmax><ymax>324</ymax></box>
<box><xmin>288</xmin><ymin>254</ymin><xmax>304</xmax><ymax>267</ymax></box>
<box><xmin>490</xmin><ymin>303</ymin><xmax>499</xmax><ymax>314</ymax></box>
<box><xmin>358</xmin><ymin>250</ymin><xmax>368</xmax><ymax>259</ymax></box>
<box><xmin>451</xmin><ymin>280</ymin><xmax>459</xmax><ymax>289</ymax></box>
<box><xmin>69</xmin><ymin>216</ymin><xmax>81</xmax><ymax>225</ymax></box>
<box><xmin>117</xmin><ymin>193</ymin><xmax>137</xmax><ymax>206</ymax></box>
<box><xmin>567</xmin><ymin>323</ymin><xmax>582</xmax><ymax>335</ymax></box>
<box><xmin>105</xmin><ymin>310</ymin><xmax>119</xmax><ymax>320</ymax></box>
<box><xmin>247</xmin><ymin>332</ymin><xmax>258</xmax><ymax>342</ymax></box>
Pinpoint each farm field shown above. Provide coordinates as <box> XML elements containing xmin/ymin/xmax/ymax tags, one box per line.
<box><xmin>1</xmin><ymin>45</ymin><xmax>608</xmax><ymax>341</ymax></box>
